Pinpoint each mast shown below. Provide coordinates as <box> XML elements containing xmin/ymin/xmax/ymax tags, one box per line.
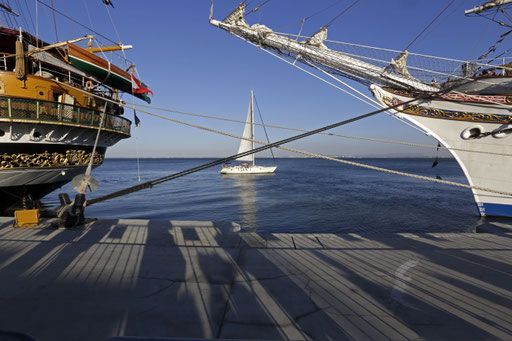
<box><xmin>250</xmin><ymin>90</ymin><xmax>255</xmax><ymax>166</ymax></box>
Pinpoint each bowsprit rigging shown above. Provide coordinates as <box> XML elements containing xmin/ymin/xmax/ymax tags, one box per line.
<box><xmin>209</xmin><ymin>1</ymin><xmax>512</xmax><ymax>217</ymax></box>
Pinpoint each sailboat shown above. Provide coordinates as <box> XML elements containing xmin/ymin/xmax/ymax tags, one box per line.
<box><xmin>0</xmin><ymin>2</ymin><xmax>151</xmax><ymax>214</ymax></box>
<box><xmin>221</xmin><ymin>90</ymin><xmax>277</xmax><ymax>174</ymax></box>
<box><xmin>212</xmin><ymin>2</ymin><xmax>512</xmax><ymax>216</ymax></box>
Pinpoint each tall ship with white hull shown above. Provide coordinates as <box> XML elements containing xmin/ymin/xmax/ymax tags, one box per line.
<box><xmin>211</xmin><ymin>1</ymin><xmax>512</xmax><ymax>217</ymax></box>
<box><xmin>0</xmin><ymin>3</ymin><xmax>151</xmax><ymax>215</ymax></box>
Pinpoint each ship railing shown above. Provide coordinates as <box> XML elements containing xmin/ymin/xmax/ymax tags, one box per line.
<box><xmin>0</xmin><ymin>95</ymin><xmax>131</xmax><ymax>135</ymax></box>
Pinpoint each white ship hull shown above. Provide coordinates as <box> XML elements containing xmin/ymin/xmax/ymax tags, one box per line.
<box><xmin>221</xmin><ymin>165</ymin><xmax>277</xmax><ymax>174</ymax></box>
<box><xmin>371</xmin><ymin>85</ymin><xmax>512</xmax><ymax>216</ymax></box>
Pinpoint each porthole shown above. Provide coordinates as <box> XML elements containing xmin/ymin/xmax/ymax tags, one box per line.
<box><xmin>461</xmin><ymin>126</ymin><xmax>483</xmax><ymax>140</ymax></box>
<box><xmin>39</xmin><ymin>91</ymin><xmax>44</xmax><ymax>96</ymax></box>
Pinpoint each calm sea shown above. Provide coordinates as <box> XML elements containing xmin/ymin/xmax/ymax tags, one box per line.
<box><xmin>42</xmin><ymin>158</ymin><xmax>483</xmax><ymax>233</ymax></box>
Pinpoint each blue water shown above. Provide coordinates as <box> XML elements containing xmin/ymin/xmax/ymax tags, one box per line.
<box><xmin>43</xmin><ymin>158</ymin><xmax>482</xmax><ymax>233</ymax></box>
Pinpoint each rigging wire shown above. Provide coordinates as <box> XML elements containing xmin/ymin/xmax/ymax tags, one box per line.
<box><xmin>502</xmin><ymin>8</ymin><xmax>512</xmax><ymax>24</ymax></box>
<box><xmin>87</xmin><ymin>98</ymin><xmax>418</xmax><ymax>206</ymax></box>
<box><xmin>88</xmin><ymin>100</ymin><xmax>512</xmax><ymax>207</ymax></box>
<box><xmin>403</xmin><ymin>0</ymin><xmax>455</xmax><ymax>52</ymax></box>
<box><xmin>58</xmin><ymin>0</ymin><xmax>77</xmax><ymax>38</ymax></box>
<box><xmin>229</xmin><ymin>31</ymin><xmax>431</xmax><ymax>136</ymax></box>
<box><xmin>22</xmin><ymin>0</ymin><xmax>35</xmax><ymax>32</ymax></box>
<box><xmin>5</xmin><ymin>0</ymin><xmax>19</xmax><ymax>27</ymax></box>
<box><xmin>14</xmin><ymin>0</ymin><xmax>30</xmax><ymax>31</ymax></box>
<box><xmin>82</xmin><ymin>0</ymin><xmax>94</xmax><ymax>31</ymax></box>
<box><xmin>253</xmin><ymin>94</ymin><xmax>276</xmax><ymax>163</ymax></box>
<box><xmin>245</xmin><ymin>0</ymin><xmax>271</xmax><ymax>18</ymax></box>
<box><xmin>103</xmin><ymin>1</ymin><xmax>128</xmax><ymax>65</ymax></box>
<box><xmin>324</xmin><ymin>0</ymin><xmax>362</xmax><ymax>28</ymax></box>
<box><xmin>132</xmin><ymin>103</ymin><xmax>512</xmax><ymax>158</ymax></box>
<box><xmin>272</xmin><ymin>0</ymin><xmax>344</xmax><ymax>34</ymax></box>
<box><xmin>2</xmin><ymin>3</ymin><xmax>14</xmax><ymax>28</ymax></box>
<box><xmin>35</xmin><ymin>0</ymin><xmax>118</xmax><ymax>45</ymax></box>
<box><xmin>469</xmin><ymin>7</ymin><xmax>499</xmax><ymax>60</ymax></box>
<box><xmin>408</xmin><ymin>1</ymin><xmax>466</xmax><ymax>51</ymax></box>
<box><xmin>35</xmin><ymin>0</ymin><xmax>38</xmax><ymax>46</ymax></box>
<box><xmin>49</xmin><ymin>0</ymin><xmax>57</xmax><ymax>41</ymax></box>
<box><xmin>46</xmin><ymin>74</ymin><xmax>512</xmax><ymax>177</ymax></box>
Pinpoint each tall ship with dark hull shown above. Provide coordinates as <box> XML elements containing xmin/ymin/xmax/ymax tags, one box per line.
<box><xmin>0</xmin><ymin>5</ymin><xmax>151</xmax><ymax>215</ymax></box>
<box><xmin>212</xmin><ymin>1</ymin><xmax>512</xmax><ymax>217</ymax></box>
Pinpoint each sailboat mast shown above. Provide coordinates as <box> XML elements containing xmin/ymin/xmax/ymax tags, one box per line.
<box><xmin>250</xmin><ymin>90</ymin><xmax>255</xmax><ymax>166</ymax></box>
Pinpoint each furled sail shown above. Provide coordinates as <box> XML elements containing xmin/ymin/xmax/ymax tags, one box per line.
<box><xmin>211</xmin><ymin>4</ymin><xmax>440</xmax><ymax>93</ymax></box>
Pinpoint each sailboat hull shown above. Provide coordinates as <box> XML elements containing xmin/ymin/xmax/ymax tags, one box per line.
<box><xmin>221</xmin><ymin>165</ymin><xmax>277</xmax><ymax>174</ymax></box>
<box><xmin>371</xmin><ymin>85</ymin><xmax>512</xmax><ymax>217</ymax></box>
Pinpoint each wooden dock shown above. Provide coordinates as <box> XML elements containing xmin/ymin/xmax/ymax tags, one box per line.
<box><xmin>0</xmin><ymin>217</ymin><xmax>511</xmax><ymax>341</ymax></box>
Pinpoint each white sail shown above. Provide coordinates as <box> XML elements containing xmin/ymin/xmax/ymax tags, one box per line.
<box><xmin>236</xmin><ymin>90</ymin><xmax>255</xmax><ymax>163</ymax></box>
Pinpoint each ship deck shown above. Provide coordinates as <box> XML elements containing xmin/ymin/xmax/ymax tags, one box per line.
<box><xmin>0</xmin><ymin>217</ymin><xmax>511</xmax><ymax>341</ymax></box>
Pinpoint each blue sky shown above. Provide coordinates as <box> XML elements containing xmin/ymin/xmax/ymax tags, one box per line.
<box><xmin>26</xmin><ymin>0</ymin><xmax>510</xmax><ymax>158</ymax></box>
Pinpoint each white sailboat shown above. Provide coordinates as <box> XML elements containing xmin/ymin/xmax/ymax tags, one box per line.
<box><xmin>221</xmin><ymin>90</ymin><xmax>277</xmax><ymax>174</ymax></box>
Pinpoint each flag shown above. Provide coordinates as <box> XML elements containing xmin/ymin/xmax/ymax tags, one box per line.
<box><xmin>131</xmin><ymin>73</ymin><xmax>153</xmax><ymax>96</ymax></box>
<box><xmin>133</xmin><ymin>109</ymin><xmax>141</xmax><ymax>127</ymax></box>
<box><xmin>436</xmin><ymin>142</ymin><xmax>441</xmax><ymax>151</ymax></box>
<box><xmin>131</xmin><ymin>73</ymin><xmax>153</xmax><ymax>104</ymax></box>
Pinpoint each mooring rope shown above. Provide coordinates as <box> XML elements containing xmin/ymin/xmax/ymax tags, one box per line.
<box><xmin>133</xmin><ymin>103</ymin><xmax>512</xmax><ymax>158</ymax></box>
<box><xmin>128</xmin><ymin>105</ymin><xmax>512</xmax><ymax>197</ymax></box>
<box><xmin>88</xmin><ymin>102</ymin><xmax>512</xmax><ymax>206</ymax></box>
<box><xmin>87</xmin><ymin>98</ymin><xmax>419</xmax><ymax>206</ymax></box>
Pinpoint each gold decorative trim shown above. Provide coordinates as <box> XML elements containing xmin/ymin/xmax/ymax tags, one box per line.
<box><xmin>0</xmin><ymin>150</ymin><xmax>104</xmax><ymax>169</ymax></box>
<box><xmin>382</xmin><ymin>96</ymin><xmax>512</xmax><ymax>124</ymax></box>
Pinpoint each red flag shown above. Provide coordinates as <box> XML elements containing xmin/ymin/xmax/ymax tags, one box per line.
<box><xmin>131</xmin><ymin>73</ymin><xmax>153</xmax><ymax>96</ymax></box>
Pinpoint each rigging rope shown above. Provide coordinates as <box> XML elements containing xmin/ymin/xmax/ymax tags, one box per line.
<box><xmin>88</xmin><ymin>100</ymin><xmax>512</xmax><ymax>206</ymax></box>
<box><xmin>245</xmin><ymin>0</ymin><xmax>271</xmax><ymax>17</ymax></box>
<box><xmin>59</xmin><ymin>0</ymin><xmax>77</xmax><ymax>38</ymax></box>
<box><xmin>21</xmin><ymin>0</ymin><xmax>35</xmax><ymax>33</ymax></box>
<box><xmin>132</xmin><ymin>102</ymin><xmax>512</xmax><ymax>158</ymax></box>
<box><xmin>230</xmin><ymin>31</ymin><xmax>431</xmax><ymax>135</ymax></box>
<box><xmin>273</xmin><ymin>0</ymin><xmax>343</xmax><ymax>34</ymax></box>
<box><xmin>253</xmin><ymin>94</ymin><xmax>276</xmax><ymax>164</ymax></box>
<box><xmin>87</xmin><ymin>99</ymin><xmax>417</xmax><ymax>206</ymax></box>
<box><xmin>49</xmin><ymin>0</ymin><xmax>58</xmax><ymax>41</ymax></box>
<box><xmin>324</xmin><ymin>0</ymin><xmax>362</xmax><ymax>28</ymax></box>
<box><xmin>129</xmin><ymin>104</ymin><xmax>512</xmax><ymax>197</ymax></box>
<box><xmin>103</xmin><ymin>1</ymin><xmax>129</xmax><ymax>66</ymax></box>
<box><xmin>35</xmin><ymin>0</ymin><xmax>118</xmax><ymax>45</ymax></box>
<box><xmin>403</xmin><ymin>0</ymin><xmax>455</xmax><ymax>52</ymax></box>
<box><xmin>82</xmin><ymin>0</ymin><xmax>94</xmax><ymax>32</ymax></box>
<box><xmin>470</xmin><ymin>7</ymin><xmax>499</xmax><ymax>60</ymax></box>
